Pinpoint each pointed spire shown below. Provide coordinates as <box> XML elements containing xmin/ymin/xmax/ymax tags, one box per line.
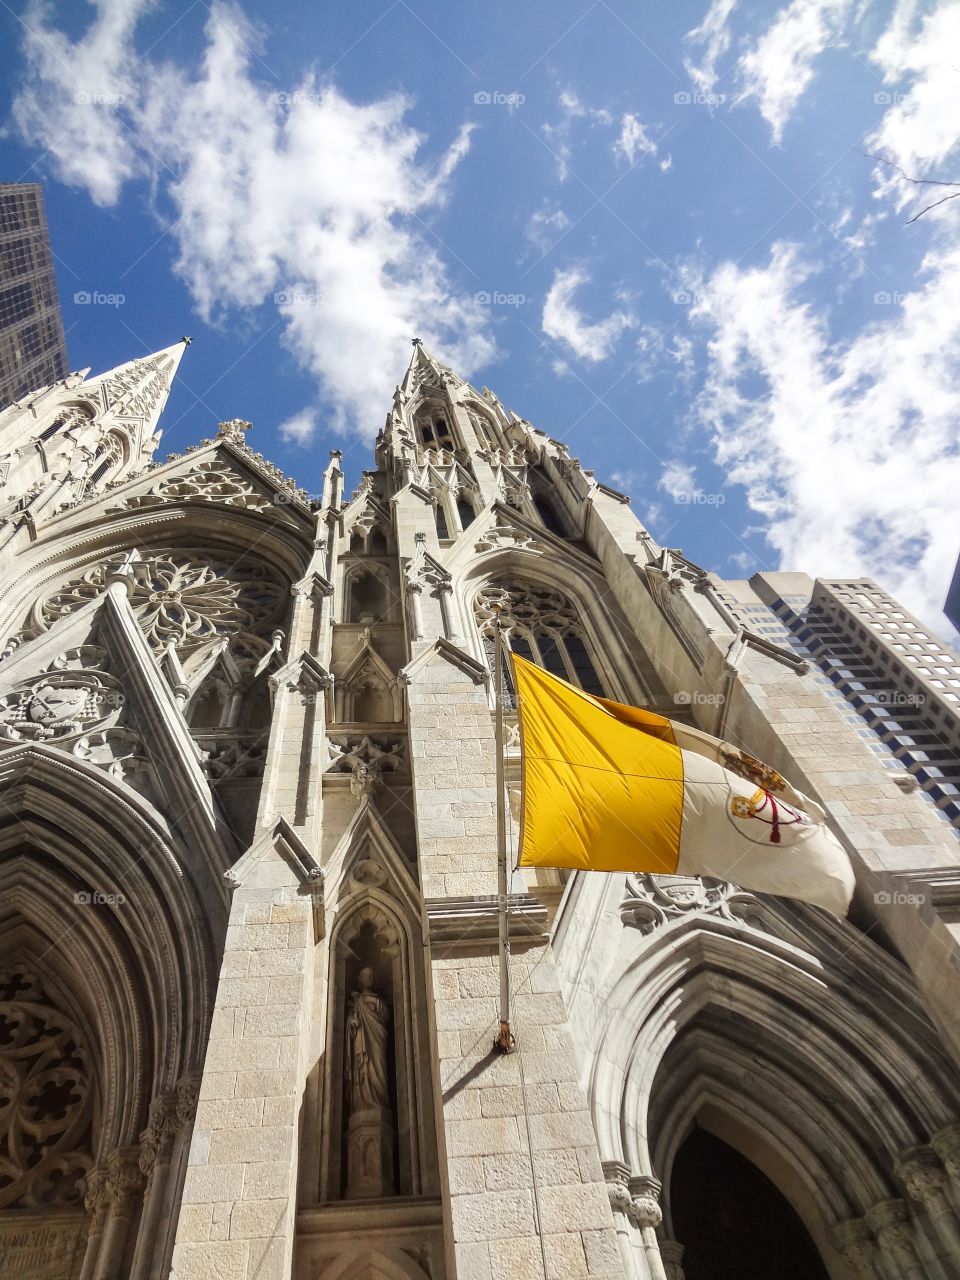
<box><xmin>82</xmin><ymin>337</ymin><xmax>189</xmax><ymax>446</ymax></box>
<box><xmin>398</xmin><ymin>336</ymin><xmax>460</xmax><ymax>400</ymax></box>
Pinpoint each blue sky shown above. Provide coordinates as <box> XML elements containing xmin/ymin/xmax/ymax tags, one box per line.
<box><xmin>2</xmin><ymin>0</ymin><xmax>959</xmax><ymax>635</ymax></box>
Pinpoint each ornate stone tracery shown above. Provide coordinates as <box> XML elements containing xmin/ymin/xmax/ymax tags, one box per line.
<box><xmin>0</xmin><ymin>970</ymin><xmax>94</xmax><ymax>1211</ymax></box>
<box><xmin>474</xmin><ymin>580</ymin><xmax>604</xmax><ymax>695</ymax></box>
<box><xmin>6</xmin><ymin>550</ymin><xmax>287</xmax><ymax>661</ymax></box>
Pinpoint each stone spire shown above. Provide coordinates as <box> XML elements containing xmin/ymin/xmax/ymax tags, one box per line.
<box><xmin>81</xmin><ymin>338</ymin><xmax>190</xmax><ymax>446</ymax></box>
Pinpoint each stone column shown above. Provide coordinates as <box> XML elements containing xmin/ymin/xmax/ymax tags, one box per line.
<box><xmin>97</xmin><ymin>1146</ymin><xmax>146</xmax><ymax>1280</ymax></box>
<box><xmin>79</xmin><ymin>1167</ymin><xmax>110</xmax><ymax>1280</ymax></box>
<box><xmin>130</xmin><ymin>1092</ymin><xmax>178</xmax><ymax>1279</ymax></box>
<box><xmin>630</xmin><ymin>1175</ymin><xmax>669</xmax><ymax>1280</ymax></box>
<box><xmin>832</xmin><ymin>1218</ymin><xmax>884</xmax><ymax>1279</ymax></box>
<box><xmin>603</xmin><ymin>1161</ymin><xmax>640</xmax><ymax>1278</ymax></box>
<box><xmin>897</xmin><ymin>1146</ymin><xmax>960</xmax><ymax>1262</ymax></box>
<box><xmin>865</xmin><ymin>1199</ymin><xmax>925</xmax><ymax>1280</ymax></box>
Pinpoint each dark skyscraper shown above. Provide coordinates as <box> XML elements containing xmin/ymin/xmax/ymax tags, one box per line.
<box><xmin>0</xmin><ymin>183</ymin><xmax>68</xmax><ymax>407</ymax></box>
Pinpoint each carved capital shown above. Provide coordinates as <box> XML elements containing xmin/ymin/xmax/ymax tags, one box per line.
<box><xmin>629</xmin><ymin>1174</ymin><xmax>663</xmax><ymax>1230</ymax></box>
<box><xmin>175</xmin><ymin>1072</ymin><xmax>203</xmax><ymax>1129</ymax></box>
<box><xmin>932</xmin><ymin>1122</ymin><xmax>960</xmax><ymax>1184</ymax></box>
<box><xmin>831</xmin><ymin>1219</ymin><xmax>879</xmax><ymax>1276</ymax></box>
<box><xmin>138</xmin><ymin>1091</ymin><xmax>178</xmax><ymax>1176</ymax></box>
<box><xmin>865</xmin><ymin>1198</ymin><xmax>920</xmax><ymax>1262</ymax></box>
<box><xmin>106</xmin><ymin>1146</ymin><xmax>146</xmax><ymax>1214</ymax></box>
<box><xmin>84</xmin><ymin>1166</ymin><xmax>110</xmax><ymax>1230</ymax></box>
<box><xmin>897</xmin><ymin>1146</ymin><xmax>951</xmax><ymax>1208</ymax></box>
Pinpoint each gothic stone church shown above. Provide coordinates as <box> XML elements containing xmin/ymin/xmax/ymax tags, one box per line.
<box><xmin>0</xmin><ymin>338</ymin><xmax>957</xmax><ymax>1280</ymax></box>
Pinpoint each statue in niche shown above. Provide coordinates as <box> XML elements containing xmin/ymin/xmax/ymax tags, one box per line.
<box><xmin>344</xmin><ymin>966</ymin><xmax>395</xmax><ymax>1198</ymax></box>
<box><xmin>345</xmin><ymin>967</ymin><xmax>391</xmax><ymax>1112</ymax></box>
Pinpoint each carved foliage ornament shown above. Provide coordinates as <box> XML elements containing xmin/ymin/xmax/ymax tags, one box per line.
<box><xmin>110</xmin><ymin>457</ymin><xmax>276</xmax><ymax>515</ymax></box>
<box><xmin>0</xmin><ymin>971</ymin><xmax>94</xmax><ymax>1210</ymax></box>
<box><xmin>621</xmin><ymin>873</ymin><xmax>760</xmax><ymax>933</ymax></box>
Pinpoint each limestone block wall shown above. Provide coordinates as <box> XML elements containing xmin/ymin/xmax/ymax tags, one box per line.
<box><xmin>170</xmin><ymin>849</ymin><xmax>316</xmax><ymax>1280</ymax></box>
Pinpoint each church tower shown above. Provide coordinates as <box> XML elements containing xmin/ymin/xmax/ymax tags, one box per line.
<box><xmin>0</xmin><ymin>339</ymin><xmax>956</xmax><ymax>1280</ymax></box>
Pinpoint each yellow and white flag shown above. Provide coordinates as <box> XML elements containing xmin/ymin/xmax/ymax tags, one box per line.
<box><xmin>512</xmin><ymin>655</ymin><xmax>855</xmax><ymax>916</ymax></box>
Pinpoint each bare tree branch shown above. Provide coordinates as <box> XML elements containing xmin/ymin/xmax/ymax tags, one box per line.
<box><xmin>862</xmin><ymin>152</ymin><xmax>960</xmax><ymax>223</ymax></box>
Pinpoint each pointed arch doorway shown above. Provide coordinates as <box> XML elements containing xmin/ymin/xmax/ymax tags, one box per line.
<box><xmin>670</xmin><ymin>1124</ymin><xmax>830</xmax><ymax>1280</ymax></box>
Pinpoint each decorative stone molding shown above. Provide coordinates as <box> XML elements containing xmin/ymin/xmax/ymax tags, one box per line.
<box><xmin>175</xmin><ymin>1072</ymin><xmax>202</xmax><ymax>1130</ymax></box>
<box><xmin>105</xmin><ymin>1145</ymin><xmax>147</xmax><ymax>1214</ymax></box>
<box><xmin>897</xmin><ymin>1144</ymin><xmax>960</xmax><ymax>1260</ymax></box>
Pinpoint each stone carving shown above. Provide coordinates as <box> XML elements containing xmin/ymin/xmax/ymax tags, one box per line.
<box><xmin>474</xmin><ymin>524</ymin><xmax>547</xmax><ymax>554</ymax></box>
<box><xmin>621</xmin><ymin>873</ymin><xmax>759</xmax><ymax>934</ymax></box>
<box><xmin>109</xmin><ymin>457</ymin><xmax>275</xmax><ymax>514</ymax></box>
<box><xmin>327</xmin><ymin>735</ymin><xmax>404</xmax><ymax>796</ymax></box>
<box><xmin>0</xmin><ymin>970</ymin><xmax>93</xmax><ymax>1210</ymax></box>
<box><xmin>11</xmin><ymin>550</ymin><xmax>286</xmax><ymax>659</ymax></box>
<box><xmin>103</xmin><ymin>354</ymin><xmax>173</xmax><ymax>421</ymax></box>
<box><xmin>199</xmin><ymin>736</ymin><xmax>269</xmax><ymax>782</ymax></box>
<box><xmin>345</xmin><ymin>968</ymin><xmax>395</xmax><ymax>1199</ymax></box>
<box><xmin>0</xmin><ymin>672</ymin><xmax>124</xmax><ymax>741</ymax></box>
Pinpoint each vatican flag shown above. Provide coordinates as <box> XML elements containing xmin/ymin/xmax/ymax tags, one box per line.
<box><xmin>511</xmin><ymin>655</ymin><xmax>855</xmax><ymax>916</ymax></box>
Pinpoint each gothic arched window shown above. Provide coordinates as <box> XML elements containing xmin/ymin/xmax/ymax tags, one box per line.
<box><xmin>474</xmin><ymin>582</ymin><xmax>605</xmax><ymax>699</ymax></box>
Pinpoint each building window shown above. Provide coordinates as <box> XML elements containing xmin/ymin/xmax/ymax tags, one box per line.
<box><xmin>474</xmin><ymin>581</ymin><xmax>605</xmax><ymax>699</ymax></box>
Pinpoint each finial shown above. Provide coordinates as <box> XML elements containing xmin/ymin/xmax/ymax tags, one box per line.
<box><xmin>411</xmin><ymin>336</ymin><xmax>422</xmax><ymax>346</ymax></box>
<box><xmin>181</xmin><ymin>336</ymin><xmax>192</xmax><ymax>346</ymax></box>
<box><xmin>329</xmin><ymin>449</ymin><xmax>342</xmax><ymax>461</ymax></box>
<box><xmin>218</xmin><ymin>418</ymin><xmax>252</xmax><ymax>442</ymax></box>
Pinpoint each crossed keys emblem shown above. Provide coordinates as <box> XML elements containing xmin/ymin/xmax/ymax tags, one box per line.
<box><xmin>27</xmin><ymin>684</ymin><xmax>90</xmax><ymax>724</ymax></box>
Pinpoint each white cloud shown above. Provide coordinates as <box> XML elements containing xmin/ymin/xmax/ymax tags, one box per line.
<box><xmin>278</xmin><ymin>408</ymin><xmax>317</xmax><ymax>446</ymax></box>
<box><xmin>658</xmin><ymin>460</ymin><xmax>700</xmax><ymax>501</ymax></box>
<box><xmin>12</xmin><ymin>0</ymin><xmax>152</xmax><ymax>205</ymax></box>
<box><xmin>614</xmin><ymin>114</ymin><xmax>657</xmax><ymax>165</ymax></box>
<box><xmin>684</xmin><ymin>0</ymin><xmax>738</xmax><ymax>98</ymax></box>
<box><xmin>542</xmin><ymin>89</ymin><xmax>615</xmax><ymax>181</ymax></box>
<box><xmin>525</xmin><ymin>206</ymin><xmax>571</xmax><ymax>254</ymax></box>
<box><xmin>867</xmin><ymin>4</ymin><xmax>960</xmax><ymax>209</ymax></box>
<box><xmin>736</xmin><ymin>0</ymin><xmax>851</xmax><ymax>144</ymax></box>
<box><xmin>688</xmin><ymin>237</ymin><xmax>960</xmax><ymax>624</ymax></box>
<box><xmin>11</xmin><ymin>0</ymin><xmax>493</xmax><ymax>437</ymax></box>
<box><xmin>542</xmin><ymin>267</ymin><xmax>633</xmax><ymax>362</ymax></box>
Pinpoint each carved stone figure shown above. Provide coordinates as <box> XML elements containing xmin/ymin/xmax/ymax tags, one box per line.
<box><xmin>344</xmin><ymin>967</ymin><xmax>395</xmax><ymax>1198</ymax></box>
<box><xmin>345</xmin><ymin>967</ymin><xmax>391</xmax><ymax>1114</ymax></box>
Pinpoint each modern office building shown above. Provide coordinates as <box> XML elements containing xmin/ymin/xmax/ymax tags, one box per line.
<box><xmin>0</xmin><ymin>182</ymin><xmax>69</xmax><ymax>408</ymax></box>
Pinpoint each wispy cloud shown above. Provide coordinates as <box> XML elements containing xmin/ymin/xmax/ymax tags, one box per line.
<box><xmin>11</xmin><ymin>0</ymin><xmax>493</xmax><ymax>436</ymax></box>
<box><xmin>542</xmin><ymin>266</ymin><xmax>633</xmax><ymax>362</ymax></box>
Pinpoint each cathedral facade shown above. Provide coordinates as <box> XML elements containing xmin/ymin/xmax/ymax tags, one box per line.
<box><xmin>0</xmin><ymin>338</ymin><xmax>957</xmax><ymax>1280</ymax></box>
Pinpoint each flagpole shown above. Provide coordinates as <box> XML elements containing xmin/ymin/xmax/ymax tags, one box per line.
<box><xmin>493</xmin><ymin>616</ymin><xmax>514</xmax><ymax>1054</ymax></box>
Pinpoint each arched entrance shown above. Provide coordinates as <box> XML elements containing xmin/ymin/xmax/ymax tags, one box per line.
<box><xmin>671</xmin><ymin>1126</ymin><xmax>829</xmax><ymax>1280</ymax></box>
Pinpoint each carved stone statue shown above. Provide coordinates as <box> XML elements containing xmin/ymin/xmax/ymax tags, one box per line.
<box><xmin>344</xmin><ymin>967</ymin><xmax>395</xmax><ymax>1198</ymax></box>
<box><xmin>345</xmin><ymin>967</ymin><xmax>391</xmax><ymax>1113</ymax></box>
